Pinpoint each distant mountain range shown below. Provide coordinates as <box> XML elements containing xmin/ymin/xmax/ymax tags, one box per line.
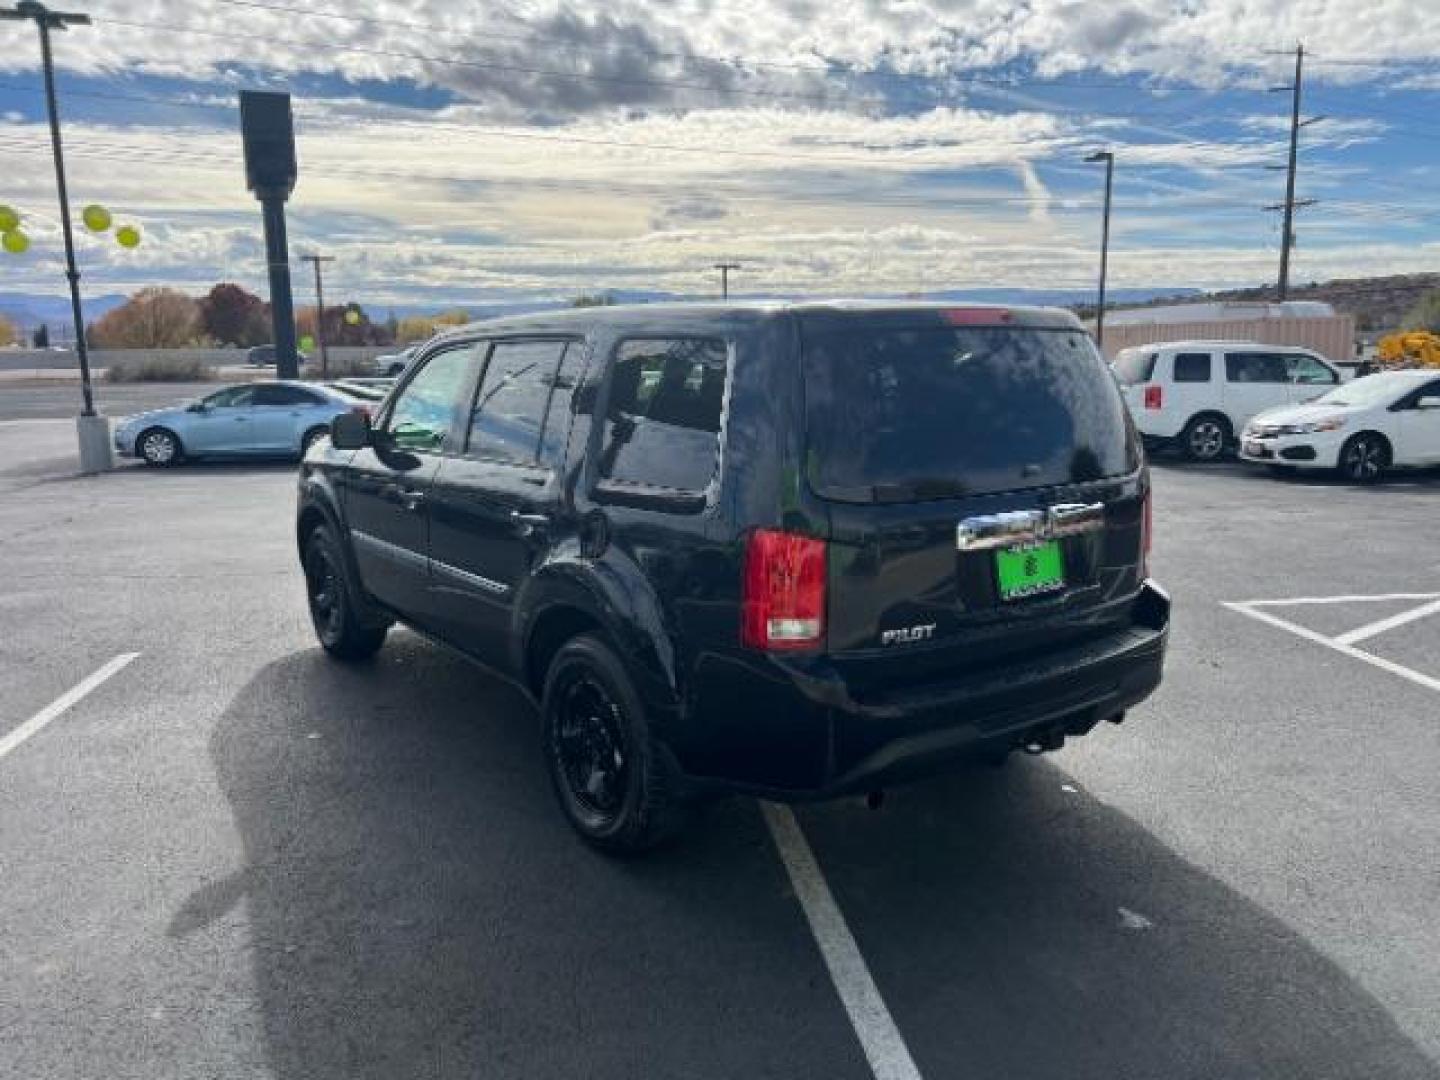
<box><xmin>0</xmin><ymin>292</ymin><xmax>129</xmax><ymax>335</ymax></box>
<box><xmin>10</xmin><ymin>277</ymin><xmax>1433</xmax><ymax>338</ymax></box>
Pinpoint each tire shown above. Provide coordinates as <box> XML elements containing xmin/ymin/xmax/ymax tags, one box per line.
<box><xmin>301</xmin><ymin>425</ymin><xmax>329</xmax><ymax>456</ymax></box>
<box><xmin>138</xmin><ymin>427</ymin><xmax>183</xmax><ymax>467</ymax></box>
<box><xmin>1180</xmin><ymin>414</ymin><xmax>1230</xmax><ymax>462</ymax></box>
<box><xmin>542</xmin><ymin>634</ymin><xmax>689</xmax><ymax>853</ymax></box>
<box><xmin>302</xmin><ymin>526</ymin><xmax>387</xmax><ymax>660</ymax></box>
<box><xmin>1337</xmin><ymin>432</ymin><xmax>1389</xmax><ymax>484</ymax></box>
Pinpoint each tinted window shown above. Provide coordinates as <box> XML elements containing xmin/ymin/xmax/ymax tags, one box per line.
<box><xmin>252</xmin><ymin>384</ymin><xmax>321</xmax><ymax>406</ymax></box>
<box><xmin>1226</xmin><ymin>353</ymin><xmax>1290</xmax><ymax>383</ymax></box>
<box><xmin>204</xmin><ymin>386</ymin><xmax>257</xmax><ymax>408</ymax></box>
<box><xmin>803</xmin><ymin>327</ymin><xmax>1136</xmax><ymax>502</ymax></box>
<box><xmin>1287</xmin><ymin>355</ymin><xmax>1337</xmax><ymax>385</ymax></box>
<box><xmin>387</xmin><ymin>345</ymin><xmax>477</xmax><ymax>453</ymax></box>
<box><xmin>467</xmin><ymin>340</ymin><xmax>568</xmax><ymax>464</ymax></box>
<box><xmin>1399</xmin><ymin>379</ymin><xmax>1440</xmax><ymax>409</ymax></box>
<box><xmin>1172</xmin><ymin>353</ymin><xmax>1211</xmax><ymax>383</ymax></box>
<box><xmin>1113</xmin><ymin>350</ymin><xmax>1157</xmax><ymax>385</ymax></box>
<box><xmin>600</xmin><ymin>338</ymin><xmax>728</xmax><ymax>492</ymax></box>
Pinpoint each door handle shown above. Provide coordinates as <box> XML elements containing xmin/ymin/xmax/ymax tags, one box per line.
<box><xmin>398</xmin><ymin>488</ymin><xmax>427</xmax><ymax>512</ymax></box>
<box><xmin>511</xmin><ymin>510</ymin><xmax>550</xmax><ymax>534</ymax></box>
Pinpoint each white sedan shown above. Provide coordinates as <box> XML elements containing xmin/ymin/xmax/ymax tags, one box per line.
<box><xmin>1239</xmin><ymin>370</ymin><xmax>1440</xmax><ymax>482</ymax></box>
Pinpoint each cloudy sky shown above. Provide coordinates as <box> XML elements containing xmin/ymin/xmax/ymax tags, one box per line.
<box><xmin>2</xmin><ymin>0</ymin><xmax>1440</xmax><ymax>308</ymax></box>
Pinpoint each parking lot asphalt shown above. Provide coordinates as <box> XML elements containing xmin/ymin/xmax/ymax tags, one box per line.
<box><xmin>3</xmin><ymin>444</ymin><xmax>1440</xmax><ymax>1080</ymax></box>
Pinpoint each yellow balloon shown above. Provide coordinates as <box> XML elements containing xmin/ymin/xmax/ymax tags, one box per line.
<box><xmin>344</xmin><ymin>309</ymin><xmax>361</xmax><ymax>325</ymax></box>
<box><xmin>0</xmin><ymin>205</ymin><xmax>18</xmax><ymax>232</ymax></box>
<box><xmin>115</xmin><ymin>225</ymin><xmax>141</xmax><ymax>249</ymax></box>
<box><xmin>83</xmin><ymin>204</ymin><xmax>112</xmax><ymax>232</ymax></box>
<box><xmin>2</xmin><ymin>229</ymin><xmax>29</xmax><ymax>255</ymax></box>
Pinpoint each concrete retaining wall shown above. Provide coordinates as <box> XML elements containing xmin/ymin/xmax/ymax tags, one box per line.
<box><xmin>0</xmin><ymin>346</ymin><xmax>393</xmax><ymax>373</ymax></box>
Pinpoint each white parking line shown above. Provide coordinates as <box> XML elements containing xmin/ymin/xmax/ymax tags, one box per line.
<box><xmin>0</xmin><ymin>653</ymin><xmax>140</xmax><ymax>762</ymax></box>
<box><xmin>1241</xmin><ymin>592</ymin><xmax>1440</xmax><ymax>607</ymax></box>
<box><xmin>761</xmin><ymin>802</ymin><xmax>924</xmax><ymax>1080</ymax></box>
<box><xmin>1224</xmin><ymin>602</ymin><xmax>1440</xmax><ymax>695</ymax></box>
<box><xmin>1334</xmin><ymin>597</ymin><xmax>1440</xmax><ymax>647</ymax></box>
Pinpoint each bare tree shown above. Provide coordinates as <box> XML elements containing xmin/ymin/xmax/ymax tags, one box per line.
<box><xmin>90</xmin><ymin>288</ymin><xmax>201</xmax><ymax>349</ymax></box>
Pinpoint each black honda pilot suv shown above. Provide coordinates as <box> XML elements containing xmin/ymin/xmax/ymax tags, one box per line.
<box><xmin>297</xmin><ymin>302</ymin><xmax>1169</xmax><ymax>851</ymax></box>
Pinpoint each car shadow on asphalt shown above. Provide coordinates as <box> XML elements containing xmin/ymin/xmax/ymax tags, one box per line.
<box><xmin>183</xmin><ymin>641</ymin><xmax>1440</xmax><ymax>1080</ymax></box>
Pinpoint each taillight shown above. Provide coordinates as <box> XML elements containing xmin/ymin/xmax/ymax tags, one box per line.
<box><xmin>1141</xmin><ymin>488</ymin><xmax>1153</xmax><ymax>578</ymax></box>
<box><xmin>741</xmin><ymin>529</ymin><xmax>826</xmax><ymax>652</ymax></box>
<box><xmin>1143</xmin><ymin>385</ymin><xmax>1163</xmax><ymax>410</ymax></box>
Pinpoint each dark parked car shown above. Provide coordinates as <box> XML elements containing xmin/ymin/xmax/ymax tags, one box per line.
<box><xmin>246</xmin><ymin>344</ymin><xmax>310</xmax><ymax>368</ymax></box>
<box><xmin>296</xmin><ymin>302</ymin><xmax>1169</xmax><ymax>851</ymax></box>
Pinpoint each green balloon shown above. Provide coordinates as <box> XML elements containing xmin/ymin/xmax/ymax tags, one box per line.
<box><xmin>83</xmin><ymin>204</ymin><xmax>112</xmax><ymax>232</ymax></box>
<box><xmin>0</xmin><ymin>205</ymin><xmax>18</xmax><ymax>232</ymax></box>
<box><xmin>115</xmin><ymin>224</ymin><xmax>141</xmax><ymax>249</ymax></box>
<box><xmin>344</xmin><ymin>309</ymin><xmax>361</xmax><ymax>325</ymax></box>
<box><xmin>299</xmin><ymin>335</ymin><xmax>316</xmax><ymax>352</ymax></box>
<box><xmin>2</xmin><ymin>230</ymin><xmax>29</xmax><ymax>255</ymax></box>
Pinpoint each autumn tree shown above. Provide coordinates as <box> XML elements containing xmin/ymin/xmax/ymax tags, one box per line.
<box><xmin>296</xmin><ymin>303</ymin><xmax>392</xmax><ymax>347</ymax></box>
<box><xmin>1402</xmin><ymin>290</ymin><xmax>1440</xmax><ymax>333</ymax></box>
<box><xmin>200</xmin><ymin>283</ymin><xmax>269</xmax><ymax>346</ymax></box>
<box><xmin>0</xmin><ymin>313</ymin><xmax>17</xmax><ymax>347</ymax></box>
<box><xmin>89</xmin><ymin>288</ymin><xmax>201</xmax><ymax>348</ymax></box>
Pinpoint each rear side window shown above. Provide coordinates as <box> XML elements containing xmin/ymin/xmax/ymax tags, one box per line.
<box><xmin>467</xmin><ymin>340</ymin><xmax>570</xmax><ymax>464</ymax></box>
<box><xmin>1113</xmin><ymin>350</ymin><xmax>1157</xmax><ymax>385</ymax></box>
<box><xmin>1172</xmin><ymin>353</ymin><xmax>1212</xmax><ymax>383</ymax></box>
<box><xmin>599</xmin><ymin>338</ymin><xmax>728</xmax><ymax>493</ymax></box>
<box><xmin>1226</xmin><ymin>353</ymin><xmax>1290</xmax><ymax>383</ymax></box>
<box><xmin>253</xmin><ymin>384</ymin><xmax>321</xmax><ymax>406</ymax></box>
<box><xmin>803</xmin><ymin>326</ymin><xmax>1137</xmax><ymax>502</ymax></box>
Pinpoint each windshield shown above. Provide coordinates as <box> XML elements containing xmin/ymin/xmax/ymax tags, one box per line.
<box><xmin>1315</xmin><ymin>373</ymin><xmax>1414</xmax><ymax>408</ymax></box>
<box><xmin>803</xmin><ymin>326</ymin><xmax>1138</xmax><ymax>502</ymax></box>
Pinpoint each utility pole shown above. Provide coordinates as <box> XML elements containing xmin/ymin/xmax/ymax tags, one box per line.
<box><xmin>1084</xmin><ymin>150</ymin><xmax>1115</xmax><ymax>353</ymax></box>
<box><xmin>1267</xmin><ymin>44</ymin><xmax>1325</xmax><ymax>301</ymax></box>
<box><xmin>2</xmin><ymin>1</ymin><xmax>112</xmax><ymax>472</ymax></box>
<box><xmin>301</xmin><ymin>253</ymin><xmax>334</xmax><ymax>377</ymax></box>
<box><xmin>714</xmin><ymin>261</ymin><xmax>740</xmax><ymax>300</ymax></box>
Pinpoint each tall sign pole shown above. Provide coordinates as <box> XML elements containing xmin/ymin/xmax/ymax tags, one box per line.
<box><xmin>2</xmin><ymin>1</ymin><xmax>112</xmax><ymax>471</ymax></box>
<box><xmin>239</xmin><ymin>91</ymin><xmax>300</xmax><ymax>380</ymax></box>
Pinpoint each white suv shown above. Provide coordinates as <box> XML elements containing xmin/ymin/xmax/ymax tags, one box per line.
<box><xmin>1113</xmin><ymin>341</ymin><xmax>1342</xmax><ymax>461</ymax></box>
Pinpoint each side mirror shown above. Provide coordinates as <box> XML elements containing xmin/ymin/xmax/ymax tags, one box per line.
<box><xmin>1417</xmin><ymin>396</ymin><xmax>1440</xmax><ymax>411</ymax></box>
<box><xmin>186</xmin><ymin>401</ymin><xmax>208</xmax><ymax>413</ymax></box>
<box><xmin>331</xmin><ymin>410</ymin><xmax>373</xmax><ymax>449</ymax></box>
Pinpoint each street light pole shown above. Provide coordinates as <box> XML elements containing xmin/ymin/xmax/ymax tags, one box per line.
<box><xmin>713</xmin><ymin>261</ymin><xmax>740</xmax><ymax>300</ymax></box>
<box><xmin>301</xmin><ymin>254</ymin><xmax>334</xmax><ymax>377</ymax></box>
<box><xmin>1084</xmin><ymin>150</ymin><xmax>1114</xmax><ymax>355</ymax></box>
<box><xmin>1</xmin><ymin>1</ymin><xmax>111</xmax><ymax>470</ymax></box>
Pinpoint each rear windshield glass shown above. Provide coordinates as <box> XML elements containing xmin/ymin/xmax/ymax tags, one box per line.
<box><xmin>803</xmin><ymin>326</ymin><xmax>1138</xmax><ymax>503</ymax></box>
<box><xmin>1112</xmin><ymin>349</ymin><xmax>1158</xmax><ymax>385</ymax></box>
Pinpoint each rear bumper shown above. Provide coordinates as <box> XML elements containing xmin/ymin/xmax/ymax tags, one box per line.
<box><xmin>676</xmin><ymin>581</ymin><xmax>1171</xmax><ymax>799</ymax></box>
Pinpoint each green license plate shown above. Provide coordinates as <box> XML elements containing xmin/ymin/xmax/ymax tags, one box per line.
<box><xmin>996</xmin><ymin>541</ymin><xmax>1066</xmax><ymax>601</ymax></box>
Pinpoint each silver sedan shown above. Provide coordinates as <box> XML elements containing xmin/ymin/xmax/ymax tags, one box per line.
<box><xmin>113</xmin><ymin>381</ymin><xmax>361</xmax><ymax>466</ymax></box>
